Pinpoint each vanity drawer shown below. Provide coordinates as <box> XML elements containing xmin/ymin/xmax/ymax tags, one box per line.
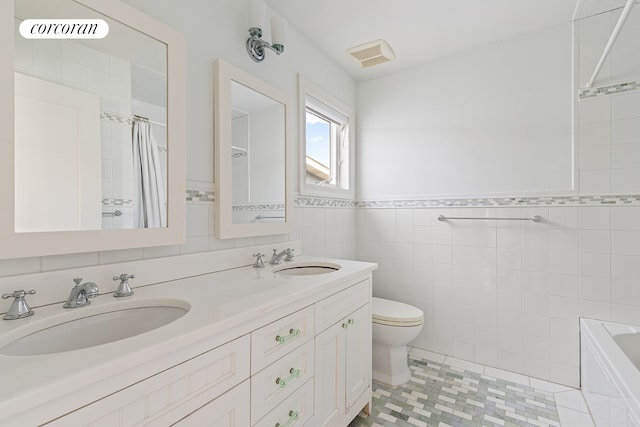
<box><xmin>45</xmin><ymin>335</ymin><xmax>250</xmax><ymax>427</ymax></box>
<box><xmin>251</xmin><ymin>305</ymin><xmax>314</xmax><ymax>374</ymax></box>
<box><xmin>173</xmin><ymin>380</ymin><xmax>250</xmax><ymax>427</ymax></box>
<box><xmin>251</xmin><ymin>339</ymin><xmax>314</xmax><ymax>423</ymax></box>
<box><xmin>253</xmin><ymin>379</ymin><xmax>314</xmax><ymax>427</ymax></box>
<box><xmin>315</xmin><ymin>278</ymin><xmax>370</xmax><ymax>333</ymax></box>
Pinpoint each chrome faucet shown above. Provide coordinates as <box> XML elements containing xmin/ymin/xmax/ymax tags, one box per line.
<box><xmin>269</xmin><ymin>248</ymin><xmax>294</xmax><ymax>265</ymax></box>
<box><xmin>2</xmin><ymin>289</ymin><xmax>36</xmax><ymax>320</ymax></box>
<box><xmin>63</xmin><ymin>278</ymin><xmax>99</xmax><ymax>308</ymax></box>
<box><xmin>113</xmin><ymin>273</ymin><xmax>135</xmax><ymax>297</ymax></box>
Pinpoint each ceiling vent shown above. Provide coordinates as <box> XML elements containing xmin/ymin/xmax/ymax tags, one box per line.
<box><xmin>346</xmin><ymin>39</ymin><xmax>396</xmax><ymax>68</ymax></box>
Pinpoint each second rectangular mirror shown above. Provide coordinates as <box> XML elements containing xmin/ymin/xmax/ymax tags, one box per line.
<box><xmin>214</xmin><ymin>59</ymin><xmax>293</xmax><ymax>239</ymax></box>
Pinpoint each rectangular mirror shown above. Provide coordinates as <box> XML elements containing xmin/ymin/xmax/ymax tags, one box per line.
<box><xmin>214</xmin><ymin>59</ymin><xmax>293</xmax><ymax>239</ymax></box>
<box><xmin>0</xmin><ymin>0</ymin><xmax>186</xmax><ymax>259</ymax></box>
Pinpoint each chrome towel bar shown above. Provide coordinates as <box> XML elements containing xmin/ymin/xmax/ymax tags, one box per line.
<box><xmin>437</xmin><ymin>214</ymin><xmax>542</xmax><ymax>223</ymax></box>
<box><xmin>255</xmin><ymin>215</ymin><xmax>285</xmax><ymax>220</ymax></box>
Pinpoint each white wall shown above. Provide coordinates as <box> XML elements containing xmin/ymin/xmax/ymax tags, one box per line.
<box><xmin>232</xmin><ymin>114</ymin><xmax>250</xmax><ymax>205</ymax></box>
<box><xmin>123</xmin><ymin>0</ymin><xmax>356</xmax><ymax>185</ymax></box>
<box><xmin>357</xmin><ymin>23</ymin><xmax>574</xmax><ymax>199</ymax></box>
<box><xmin>356</xmin><ymin>7</ymin><xmax>640</xmax><ymax>388</ymax></box>
<box><xmin>0</xmin><ymin>0</ymin><xmax>358</xmax><ymax>276</ymax></box>
<box><xmin>250</xmin><ymin>105</ymin><xmax>285</xmax><ymax>203</ymax></box>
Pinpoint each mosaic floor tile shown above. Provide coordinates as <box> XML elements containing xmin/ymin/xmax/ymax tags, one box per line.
<box><xmin>349</xmin><ymin>354</ymin><xmax>562</xmax><ymax>427</ymax></box>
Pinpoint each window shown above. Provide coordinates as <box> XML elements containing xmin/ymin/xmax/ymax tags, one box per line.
<box><xmin>299</xmin><ymin>77</ymin><xmax>354</xmax><ymax>199</ymax></box>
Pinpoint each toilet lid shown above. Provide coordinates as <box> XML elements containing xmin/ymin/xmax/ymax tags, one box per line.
<box><xmin>372</xmin><ymin>297</ymin><xmax>424</xmax><ymax>327</ymax></box>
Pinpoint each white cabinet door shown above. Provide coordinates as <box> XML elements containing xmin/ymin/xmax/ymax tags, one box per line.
<box><xmin>314</xmin><ymin>320</ymin><xmax>346</xmax><ymax>427</ymax></box>
<box><xmin>45</xmin><ymin>335</ymin><xmax>250</xmax><ymax>427</ymax></box>
<box><xmin>173</xmin><ymin>380</ymin><xmax>250</xmax><ymax>427</ymax></box>
<box><xmin>315</xmin><ymin>279</ymin><xmax>370</xmax><ymax>333</ymax></box>
<box><xmin>344</xmin><ymin>304</ymin><xmax>371</xmax><ymax>412</ymax></box>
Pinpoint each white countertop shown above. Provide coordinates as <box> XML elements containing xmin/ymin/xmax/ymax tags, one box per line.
<box><xmin>0</xmin><ymin>256</ymin><xmax>376</xmax><ymax>425</ymax></box>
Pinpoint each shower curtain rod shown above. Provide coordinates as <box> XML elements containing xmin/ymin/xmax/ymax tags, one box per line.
<box><xmin>586</xmin><ymin>0</ymin><xmax>635</xmax><ymax>88</ymax></box>
<box><xmin>101</xmin><ymin>111</ymin><xmax>167</xmax><ymax>127</ymax></box>
<box><xmin>133</xmin><ymin>114</ymin><xmax>166</xmax><ymax>128</ymax></box>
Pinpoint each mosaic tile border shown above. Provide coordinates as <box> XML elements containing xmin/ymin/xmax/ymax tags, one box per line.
<box><xmin>100</xmin><ymin>111</ymin><xmax>134</xmax><ymax>126</ymax></box>
<box><xmin>184</xmin><ymin>189</ymin><xmax>640</xmax><ymax>208</ymax></box>
<box><xmin>102</xmin><ymin>198</ymin><xmax>134</xmax><ymax>207</ymax></box>
<box><xmin>579</xmin><ymin>80</ymin><xmax>638</xmax><ymax>99</ymax></box>
<box><xmin>295</xmin><ymin>196</ymin><xmax>358</xmax><ymax>208</ymax></box>
<box><xmin>356</xmin><ymin>194</ymin><xmax>640</xmax><ymax>208</ymax></box>
<box><xmin>186</xmin><ymin>189</ymin><xmax>214</xmax><ymax>203</ymax></box>
<box><xmin>182</xmin><ymin>189</ymin><xmax>640</xmax><ymax>210</ymax></box>
<box><xmin>231</xmin><ymin>203</ymin><xmax>285</xmax><ymax>211</ymax></box>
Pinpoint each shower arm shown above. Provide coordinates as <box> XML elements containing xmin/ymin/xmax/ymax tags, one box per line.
<box><xmin>586</xmin><ymin>0</ymin><xmax>635</xmax><ymax>88</ymax></box>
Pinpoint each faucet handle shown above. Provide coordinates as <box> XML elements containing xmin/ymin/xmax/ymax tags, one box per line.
<box><xmin>284</xmin><ymin>248</ymin><xmax>295</xmax><ymax>261</ymax></box>
<box><xmin>253</xmin><ymin>253</ymin><xmax>265</xmax><ymax>268</ymax></box>
<box><xmin>2</xmin><ymin>289</ymin><xmax>36</xmax><ymax>320</ymax></box>
<box><xmin>73</xmin><ymin>277</ymin><xmax>83</xmax><ymax>286</ymax></box>
<box><xmin>2</xmin><ymin>289</ymin><xmax>36</xmax><ymax>299</ymax></box>
<box><xmin>113</xmin><ymin>273</ymin><xmax>135</xmax><ymax>297</ymax></box>
<box><xmin>269</xmin><ymin>248</ymin><xmax>282</xmax><ymax>265</ymax></box>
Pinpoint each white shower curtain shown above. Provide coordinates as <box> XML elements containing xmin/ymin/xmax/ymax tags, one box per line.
<box><xmin>132</xmin><ymin>119</ymin><xmax>167</xmax><ymax>228</ymax></box>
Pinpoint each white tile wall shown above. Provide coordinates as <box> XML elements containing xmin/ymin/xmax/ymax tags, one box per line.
<box><xmin>358</xmin><ymin>205</ymin><xmax>640</xmax><ymax>387</ymax></box>
<box><xmin>0</xmin><ymin>202</ymin><xmax>357</xmax><ymax>278</ymax></box>
<box><xmin>578</xmin><ymin>7</ymin><xmax>640</xmax><ymax>195</ymax></box>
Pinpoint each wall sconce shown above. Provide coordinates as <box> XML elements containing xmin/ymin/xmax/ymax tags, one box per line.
<box><xmin>246</xmin><ymin>0</ymin><xmax>287</xmax><ymax>62</ymax></box>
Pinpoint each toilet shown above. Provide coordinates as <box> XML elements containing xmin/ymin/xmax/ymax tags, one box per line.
<box><xmin>371</xmin><ymin>297</ymin><xmax>424</xmax><ymax>386</ymax></box>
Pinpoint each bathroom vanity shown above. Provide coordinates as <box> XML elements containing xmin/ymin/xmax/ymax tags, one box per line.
<box><xmin>0</xmin><ymin>250</ymin><xmax>376</xmax><ymax>427</ymax></box>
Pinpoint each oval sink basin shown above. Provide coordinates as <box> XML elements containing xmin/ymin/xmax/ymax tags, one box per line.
<box><xmin>275</xmin><ymin>262</ymin><xmax>341</xmax><ymax>276</ymax></box>
<box><xmin>0</xmin><ymin>304</ymin><xmax>188</xmax><ymax>356</ymax></box>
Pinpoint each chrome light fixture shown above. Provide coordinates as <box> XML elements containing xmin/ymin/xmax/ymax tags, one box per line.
<box><xmin>246</xmin><ymin>0</ymin><xmax>287</xmax><ymax>62</ymax></box>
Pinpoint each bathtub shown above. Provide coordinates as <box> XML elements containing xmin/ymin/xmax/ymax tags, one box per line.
<box><xmin>581</xmin><ymin>318</ymin><xmax>640</xmax><ymax>426</ymax></box>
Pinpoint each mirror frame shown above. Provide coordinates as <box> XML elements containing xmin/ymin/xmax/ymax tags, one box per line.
<box><xmin>213</xmin><ymin>59</ymin><xmax>293</xmax><ymax>239</ymax></box>
<box><xmin>0</xmin><ymin>0</ymin><xmax>186</xmax><ymax>259</ymax></box>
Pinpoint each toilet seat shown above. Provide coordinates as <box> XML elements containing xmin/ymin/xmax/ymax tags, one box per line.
<box><xmin>372</xmin><ymin>297</ymin><xmax>424</xmax><ymax>327</ymax></box>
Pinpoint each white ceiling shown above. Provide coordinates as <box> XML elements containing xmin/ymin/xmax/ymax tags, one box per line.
<box><xmin>265</xmin><ymin>0</ymin><xmax>583</xmax><ymax>81</ymax></box>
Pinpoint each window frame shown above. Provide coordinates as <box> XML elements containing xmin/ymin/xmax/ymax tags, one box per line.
<box><xmin>298</xmin><ymin>76</ymin><xmax>355</xmax><ymax>200</ymax></box>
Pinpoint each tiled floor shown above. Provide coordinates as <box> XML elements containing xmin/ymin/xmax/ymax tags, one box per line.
<box><xmin>350</xmin><ymin>348</ymin><xmax>595</xmax><ymax>427</ymax></box>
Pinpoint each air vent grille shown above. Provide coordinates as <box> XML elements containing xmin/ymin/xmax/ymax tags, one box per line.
<box><xmin>346</xmin><ymin>39</ymin><xmax>395</xmax><ymax>68</ymax></box>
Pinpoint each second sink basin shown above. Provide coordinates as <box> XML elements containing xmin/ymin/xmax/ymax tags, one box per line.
<box><xmin>0</xmin><ymin>302</ymin><xmax>189</xmax><ymax>356</ymax></box>
<box><xmin>274</xmin><ymin>261</ymin><xmax>341</xmax><ymax>276</ymax></box>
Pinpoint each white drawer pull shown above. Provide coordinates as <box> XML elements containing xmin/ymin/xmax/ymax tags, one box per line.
<box><xmin>275</xmin><ymin>368</ymin><xmax>302</xmax><ymax>388</ymax></box>
<box><xmin>275</xmin><ymin>410</ymin><xmax>300</xmax><ymax>427</ymax></box>
<box><xmin>275</xmin><ymin>328</ymin><xmax>301</xmax><ymax>344</ymax></box>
